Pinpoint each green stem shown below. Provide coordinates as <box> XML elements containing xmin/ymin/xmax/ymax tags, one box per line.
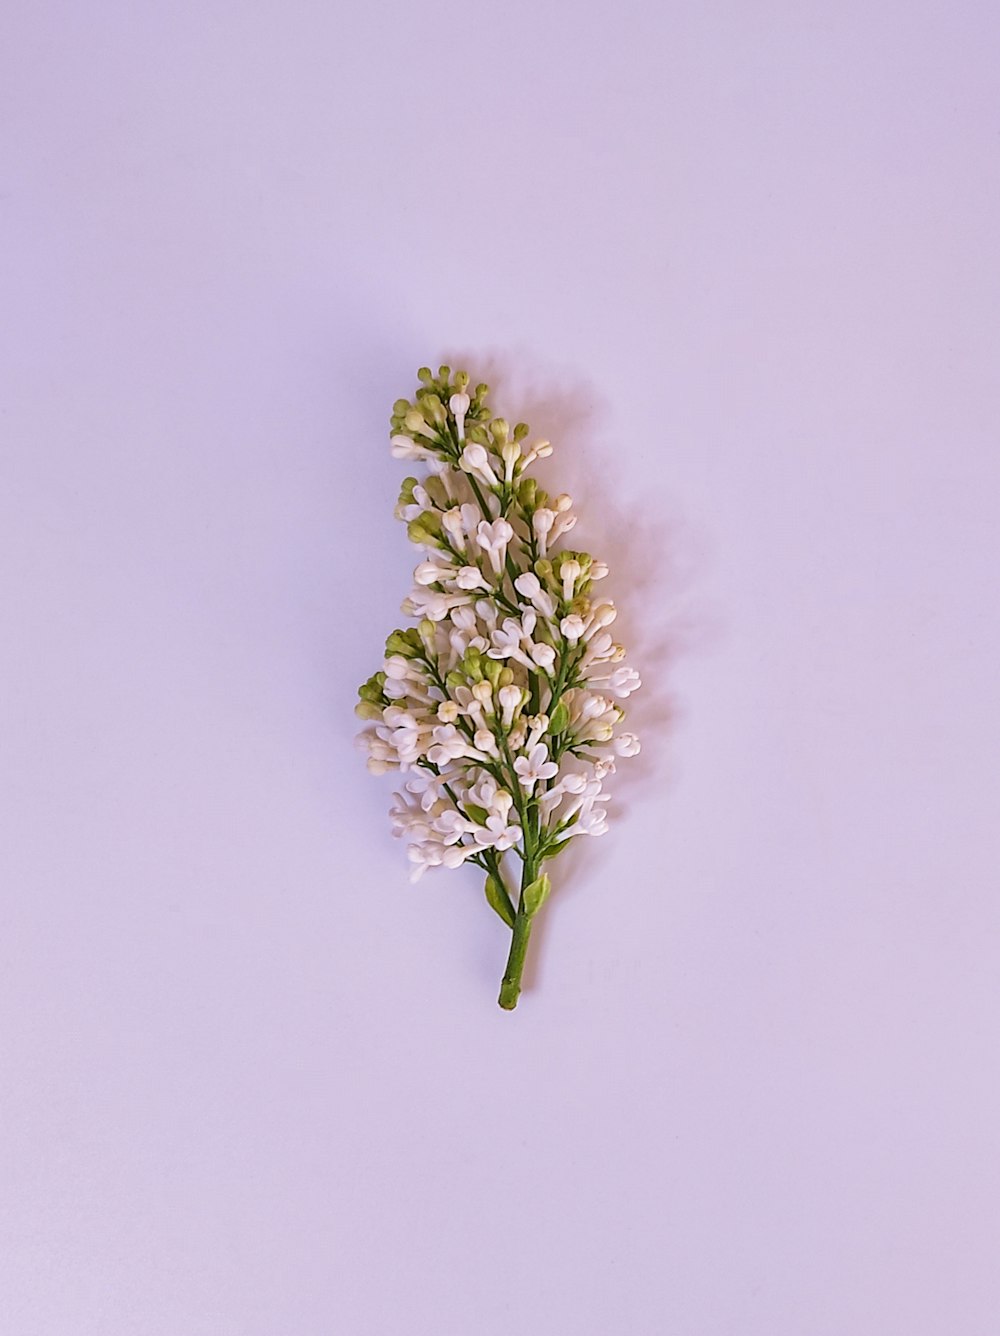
<box><xmin>498</xmin><ymin>857</ymin><xmax>536</xmax><ymax>1010</ymax></box>
<box><xmin>498</xmin><ymin>910</ymin><xmax>533</xmax><ymax>1010</ymax></box>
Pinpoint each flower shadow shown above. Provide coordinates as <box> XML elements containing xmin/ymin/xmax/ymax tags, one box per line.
<box><xmin>443</xmin><ymin>345</ymin><xmax>713</xmax><ymax>1002</ymax></box>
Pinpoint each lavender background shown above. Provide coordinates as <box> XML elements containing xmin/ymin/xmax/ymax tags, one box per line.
<box><xmin>3</xmin><ymin>3</ymin><xmax>999</xmax><ymax>1333</ymax></box>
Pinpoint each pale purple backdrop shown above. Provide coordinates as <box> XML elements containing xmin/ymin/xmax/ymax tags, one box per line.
<box><xmin>2</xmin><ymin>3</ymin><xmax>999</xmax><ymax>1333</ymax></box>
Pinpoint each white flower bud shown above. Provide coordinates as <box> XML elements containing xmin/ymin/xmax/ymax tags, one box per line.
<box><xmin>560</xmin><ymin>558</ymin><xmax>581</xmax><ymax>602</ymax></box>
<box><xmin>474</xmin><ymin>727</ymin><xmax>499</xmax><ymax>756</ymax></box>
<box><xmin>442</xmin><ymin>506</ymin><xmax>466</xmax><ymax>550</ymax></box>
<box><xmin>391</xmin><ymin>433</ymin><xmax>429</xmax><ymax>460</ymax></box>
<box><xmin>530</xmin><ymin>643</ymin><xmax>556</xmax><ymax>673</ymax></box>
<box><xmin>456</xmin><ymin>565</ymin><xmax>487</xmax><ymax>590</ymax></box>
<box><xmin>414</xmin><ymin>560</ymin><xmax>443</xmax><ymax>586</ymax></box>
<box><xmin>471</xmin><ymin>680</ymin><xmax>494</xmax><ymax>708</ymax></box>
<box><xmin>498</xmin><ymin>683</ymin><xmax>523</xmax><ymax>728</ymax></box>
<box><xmin>501</xmin><ymin>439</ymin><xmax>521</xmax><ymax>481</ymax></box>
<box><xmin>449</xmin><ymin>392</ymin><xmax>470</xmax><ymax>442</ymax></box>
<box><xmin>460</xmin><ymin>443</ymin><xmax>499</xmax><ymax>487</ymax></box>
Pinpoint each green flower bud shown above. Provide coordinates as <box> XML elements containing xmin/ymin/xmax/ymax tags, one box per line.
<box><xmin>407</xmin><ymin>513</ymin><xmax>443</xmax><ymax>547</ymax></box>
<box><xmin>438</xmin><ymin>365</ymin><xmax>451</xmax><ymax>383</ymax></box>
<box><xmin>404</xmin><ymin>409</ymin><xmax>429</xmax><ymax>434</ymax></box>
<box><xmin>418</xmin><ymin>619</ymin><xmax>436</xmax><ymax>652</ymax></box>
<box><xmin>393</xmin><ymin>398</ymin><xmax>412</xmax><ymax>416</ymax></box>
<box><xmin>358</xmin><ymin>672</ymin><xmax>386</xmax><ymax>704</ymax></box>
<box><xmin>462</xmin><ymin>647</ymin><xmax>484</xmax><ymax>681</ymax></box>
<box><xmin>454</xmin><ymin>370</ymin><xmax>470</xmax><ymax>391</ymax></box>
<box><xmin>420</xmin><ymin>394</ymin><xmax>446</xmax><ymax>426</ymax></box>
<box><xmin>483</xmin><ymin>658</ymin><xmax>503</xmax><ymax>686</ymax></box>
<box><xmin>518</xmin><ymin>477</ymin><xmax>538</xmax><ymax>510</ymax></box>
<box><xmin>423</xmin><ymin>474</ymin><xmax>448</xmax><ymax>509</ymax></box>
<box><xmin>385</xmin><ymin>628</ymin><xmax>420</xmax><ymax>658</ymax></box>
<box><xmin>445</xmin><ymin>669</ymin><xmax>465</xmax><ymax>692</ymax></box>
<box><xmin>513</xmin><ymin>421</ymin><xmax>530</xmax><ymax>441</ymax></box>
<box><xmin>398</xmin><ymin>477</ymin><xmax>418</xmax><ymax>507</ymax></box>
<box><xmin>490</xmin><ymin>418</ymin><xmax>510</xmax><ymax>444</ymax></box>
<box><xmin>417</xmin><ymin>367</ymin><xmax>433</xmax><ymax>384</ymax></box>
<box><xmin>498</xmin><ymin>667</ymin><xmax>514</xmax><ymax>688</ymax></box>
<box><xmin>355</xmin><ymin>700</ymin><xmax>383</xmax><ymax>721</ymax></box>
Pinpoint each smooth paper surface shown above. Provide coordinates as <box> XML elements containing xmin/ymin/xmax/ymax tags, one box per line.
<box><xmin>2</xmin><ymin>3</ymin><xmax>999</xmax><ymax>1332</ymax></box>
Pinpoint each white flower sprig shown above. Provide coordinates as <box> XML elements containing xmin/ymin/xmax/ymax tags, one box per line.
<box><xmin>357</xmin><ymin>366</ymin><xmax>641</xmax><ymax>1009</ymax></box>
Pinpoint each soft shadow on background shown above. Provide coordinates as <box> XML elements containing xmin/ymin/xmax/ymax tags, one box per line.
<box><xmin>429</xmin><ymin>347</ymin><xmax>712</xmax><ymax>994</ymax></box>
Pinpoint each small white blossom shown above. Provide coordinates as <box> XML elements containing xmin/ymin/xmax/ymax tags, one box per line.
<box><xmin>427</xmin><ymin>724</ymin><xmax>470</xmax><ymax>765</ymax></box>
<box><xmin>520</xmin><ymin>438</ymin><xmax>553</xmax><ymax>466</ymax></box>
<box><xmin>476</xmin><ymin>518</ymin><xmax>514</xmax><ymax>574</ymax></box>
<box><xmin>614</xmin><ymin>732</ymin><xmax>641</xmax><ymax>757</ymax></box>
<box><xmin>514</xmin><ymin>571</ymin><xmax>556</xmax><ymax>618</ymax></box>
<box><xmin>593</xmin><ymin>665</ymin><xmax>642</xmax><ymax>698</ymax></box>
<box><xmin>513</xmin><ymin>742</ymin><xmax>559</xmax><ymax>793</ymax></box>
<box><xmin>481</xmin><ymin>811</ymin><xmax>521</xmax><ymax>851</ymax></box>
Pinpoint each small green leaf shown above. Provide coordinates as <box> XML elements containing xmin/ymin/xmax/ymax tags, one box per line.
<box><xmin>485</xmin><ymin>876</ymin><xmax>515</xmax><ymax>928</ymax></box>
<box><xmin>521</xmin><ymin>873</ymin><xmax>551</xmax><ymax>917</ymax></box>
<box><xmin>548</xmin><ymin>699</ymin><xmax>570</xmax><ymax>734</ymax></box>
<box><xmin>541</xmin><ymin>837</ymin><xmax>573</xmax><ymax>861</ymax></box>
<box><xmin>464</xmin><ymin>803</ymin><xmax>490</xmax><ymax>826</ymax></box>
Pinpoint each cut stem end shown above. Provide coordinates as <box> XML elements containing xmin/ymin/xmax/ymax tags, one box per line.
<box><xmin>498</xmin><ymin>911</ymin><xmax>533</xmax><ymax>1010</ymax></box>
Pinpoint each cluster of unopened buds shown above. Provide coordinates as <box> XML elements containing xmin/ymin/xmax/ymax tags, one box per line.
<box><xmin>357</xmin><ymin>366</ymin><xmax>641</xmax><ymax>1009</ymax></box>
